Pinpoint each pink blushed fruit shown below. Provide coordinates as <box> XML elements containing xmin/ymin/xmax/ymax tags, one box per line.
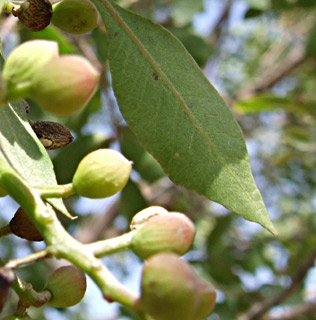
<box><xmin>131</xmin><ymin>212</ymin><xmax>195</xmax><ymax>259</ymax></box>
<box><xmin>31</xmin><ymin>55</ymin><xmax>99</xmax><ymax>116</ymax></box>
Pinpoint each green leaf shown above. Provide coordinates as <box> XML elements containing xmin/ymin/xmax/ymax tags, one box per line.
<box><xmin>235</xmin><ymin>94</ymin><xmax>293</xmax><ymax>113</ymax></box>
<box><xmin>92</xmin><ymin>0</ymin><xmax>276</xmax><ymax>235</ymax></box>
<box><xmin>120</xmin><ymin>127</ymin><xmax>165</xmax><ymax>183</ymax></box>
<box><xmin>0</xmin><ymin>102</ymin><xmax>72</xmax><ymax>218</ymax></box>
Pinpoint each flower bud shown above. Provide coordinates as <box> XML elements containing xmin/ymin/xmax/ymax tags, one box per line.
<box><xmin>130</xmin><ymin>206</ymin><xmax>169</xmax><ymax>230</ymax></box>
<box><xmin>12</xmin><ymin>0</ymin><xmax>53</xmax><ymax>31</ymax></box>
<box><xmin>52</xmin><ymin>0</ymin><xmax>98</xmax><ymax>34</ymax></box>
<box><xmin>9</xmin><ymin>207</ymin><xmax>44</xmax><ymax>241</ymax></box>
<box><xmin>131</xmin><ymin>212</ymin><xmax>195</xmax><ymax>259</ymax></box>
<box><xmin>31</xmin><ymin>55</ymin><xmax>99</xmax><ymax>116</ymax></box>
<box><xmin>140</xmin><ymin>253</ymin><xmax>216</xmax><ymax>320</ymax></box>
<box><xmin>3</xmin><ymin>40</ymin><xmax>58</xmax><ymax>101</ymax></box>
<box><xmin>44</xmin><ymin>265</ymin><xmax>86</xmax><ymax>308</ymax></box>
<box><xmin>72</xmin><ymin>149</ymin><xmax>132</xmax><ymax>198</ymax></box>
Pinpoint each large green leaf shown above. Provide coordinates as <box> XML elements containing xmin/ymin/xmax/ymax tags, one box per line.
<box><xmin>92</xmin><ymin>0</ymin><xmax>276</xmax><ymax>235</ymax></box>
<box><xmin>0</xmin><ymin>102</ymin><xmax>71</xmax><ymax>217</ymax></box>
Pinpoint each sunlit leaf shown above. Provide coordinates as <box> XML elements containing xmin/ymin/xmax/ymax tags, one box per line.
<box><xmin>91</xmin><ymin>0</ymin><xmax>276</xmax><ymax>234</ymax></box>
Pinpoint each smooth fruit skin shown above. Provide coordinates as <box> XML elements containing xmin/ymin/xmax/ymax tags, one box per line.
<box><xmin>31</xmin><ymin>55</ymin><xmax>99</xmax><ymax>116</ymax></box>
<box><xmin>72</xmin><ymin>149</ymin><xmax>132</xmax><ymax>198</ymax></box>
<box><xmin>140</xmin><ymin>253</ymin><xmax>216</xmax><ymax>320</ymax></box>
<box><xmin>131</xmin><ymin>212</ymin><xmax>195</xmax><ymax>259</ymax></box>
<box><xmin>3</xmin><ymin>40</ymin><xmax>58</xmax><ymax>101</ymax></box>
<box><xmin>45</xmin><ymin>265</ymin><xmax>86</xmax><ymax>308</ymax></box>
<box><xmin>52</xmin><ymin>0</ymin><xmax>98</xmax><ymax>34</ymax></box>
<box><xmin>140</xmin><ymin>253</ymin><xmax>199</xmax><ymax>320</ymax></box>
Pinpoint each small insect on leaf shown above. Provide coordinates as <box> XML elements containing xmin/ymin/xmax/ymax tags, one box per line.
<box><xmin>30</xmin><ymin>120</ymin><xmax>74</xmax><ymax>149</ymax></box>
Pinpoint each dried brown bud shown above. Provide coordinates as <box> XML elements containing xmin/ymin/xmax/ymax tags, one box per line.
<box><xmin>12</xmin><ymin>0</ymin><xmax>53</xmax><ymax>32</ymax></box>
<box><xmin>9</xmin><ymin>207</ymin><xmax>44</xmax><ymax>241</ymax></box>
<box><xmin>30</xmin><ymin>120</ymin><xmax>74</xmax><ymax>149</ymax></box>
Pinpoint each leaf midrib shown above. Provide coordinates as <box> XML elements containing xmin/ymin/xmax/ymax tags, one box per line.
<box><xmin>102</xmin><ymin>0</ymin><xmax>259</xmax><ymax>210</ymax></box>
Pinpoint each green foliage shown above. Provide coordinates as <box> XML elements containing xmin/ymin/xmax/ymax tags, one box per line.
<box><xmin>0</xmin><ymin>0</ymin><xmax>316</xmax><ymax>319</ymax></box>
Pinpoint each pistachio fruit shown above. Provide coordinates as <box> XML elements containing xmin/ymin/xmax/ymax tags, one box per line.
<box><xmin>130</xmin><ymin>206</ymin><xmax>169</xmax><ymax>230</ymax></box>
<box><xmin>131</xmin><ymin>212</ymin><xmax>195</xmax><ymax>259</ymax></box>
<box><xmin>3</xmin><ymin>40</ymin><xmax>58</xmax><ymax>101</ymax></box>
<box><xmin>12</xmin><ymin>0</ymin><xmax>52</xmax><ymax>31</ymax></box>
<box><xmin>31</xmin><ymin>55</ymin><xmax>99</xmax><ymax>116</ymax></box>
<box><xmin>73</xmin><ymin>149</ymin><xmax>132</xmax><ymax>198</ymax></box>
<box><xmin>140</xmin><ymin>253</ymin><xmax>216</xmax><ymax>320</ymax></box>
<box><xmin>52</xmin><ymin>0</ymin><xmax>98</xmax><ymax>34</ymax></box>
<box><xmin>9</xmin><ymin>207</ymin><xmax>43</xmax><ymax>241</ymax></box>
<box><xmin>45</xmin><ymin>265</ymin><xmax>86</xmax><ymax>308</ymax></box>
<box><xmin>193</xmin><ymin>280</ymin><xmax>217</xmax><ymax>320</ymax></box>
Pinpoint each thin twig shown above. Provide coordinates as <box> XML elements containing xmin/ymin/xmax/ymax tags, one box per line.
<box><xmin>239</xmin><ymin>247</ymin><xmax>316</xmax><ymax>320</ymax></box>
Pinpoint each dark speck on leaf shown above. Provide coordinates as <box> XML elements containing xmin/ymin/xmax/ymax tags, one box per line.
<box><xmin>113</xmin><ymin>32</ymin><xmax>119</xmax><ymax>38</ymax></box>
<box><xmin>153</xmin><ymin>73</ymin><xmax>158</xmax><ymax>80</ymax></box>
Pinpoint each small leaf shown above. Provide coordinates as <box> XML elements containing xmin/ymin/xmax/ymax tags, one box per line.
<box><xmin>0</xmin><ymin>102</ymin><xmax>72</xmax><ymax>218</ymax></box>
<box><xmin>93</xmin><ymin>0</ymin><xmax>276</xmax><ymax>235</ymax></box>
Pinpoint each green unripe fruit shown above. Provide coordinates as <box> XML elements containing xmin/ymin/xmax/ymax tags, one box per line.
<box><xmin>73</xmin><ymin>149</ymin><xmax>132</xmax><ymax>198</ymax></box>
<box><xmin>52</xmin><ymin>0</ymin><xmax>98</xmax><ymax>34</ymax></box>
<box><xmin>3</xmin><ymin>40</ymin><xmax>58</xmax><ymax>101</ymax></box>
<box><xmin>130</xmin><ymin>206</ymin><xmax>169</xmax><ymax>230</ymax></box>
<box><xmin>140</xmin><ymin>253</ymin><xmax>199</xmax><ymax>320</ymax></box>
<box><xmin>31</xmin><ymin>55</ymin><xmax>99</xmax><ymax>116</ymax></box>
<box><xmin>131</xmin><ymin>212</ymin><xmax>195</xmax><ymax>259</ymax></box>
<box><xmin>44</xmin><ymin>265</ymin><xmax>86</xmax><ymax>308</ymax></box>
<box><xmin>193</xmin><ymin>280</ymin><xmax>217</xmax><ymax>320</ymax></box>
<box><xmin>140</xmin><ymin>253</ymin><xmax>216</xmax><ymax>320</ymax></box>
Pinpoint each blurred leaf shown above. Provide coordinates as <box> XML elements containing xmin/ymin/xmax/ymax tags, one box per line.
<box><xmin>119</xmin><ymin>179</ymin><xmax>148</xmax><ymax>222</ymax></box>
<box><xmin>20</xmin><ymin>26</ymin><xmax>77</xmax><ymax>55</ymax></box>
<box><xmin>244</xmin><ymin>8</ymin><xmax>265</xmax><ymax>19</ymax></box>
<box><xmin>171</xmin><ymin>28</ymin><xmax>213</xmax><ymax>66</ymax></box>
<box><xmin>120</xmin><ymin>127</ymin><xmax>165</xmax><ymax>183</ymax></box>
<box><xmin>246</xmin><ymin>0</ymin><xmax>270</xmax><ymax>10</ymax></box>
<box><xmin>93</xmin><ymin>0</ymin><xmax>276</xmax><ymax>234</ymax></box>
<box><xmin>92</xmin><ymin>28</ymin><xmax>109</xmax><ymax>65</ymax></box>
<box><xmin>170</xmin><ymin>0</ymin><xmax>204</xmax><ymax>27</ymax></box>
<box><xmin>235</xmin><ymin>94</ymin><xmax>293</xmax><ymax>113</ymax></box>
<box><xmin>53</xmin><ymin>133</ymin><xmax>110</xmax><ymax>184</ymax></box>
<box><xmin>0</xmin><ymin>102</ymin><xmax>71</xmax><ymax>217</ymax></box>
<box><xmin>306</xmin><ymin>17</ymin><xmax>316</xmax><ymax>57</ymax></box>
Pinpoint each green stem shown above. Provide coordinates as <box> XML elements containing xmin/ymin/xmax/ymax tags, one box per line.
<box><xmin>38</xmin><ymin>183</ymin><xmax>75</xmax><ymax>198</ymax></box>
<box><xmin>12</xmin><ymin>274</ymin><xmax>52</xmax><ymax>309</ymax></box>
<box><xmin>5</xmin><ymin>249</ymin><xmax>51</xmax><ymax>269</ymax></box>
<box><xmin>0</xmin><ymin>224</ymin><xmax>12</xmax><ymax>238</ymax></box>
<box><xmin>86</xmin><ymin>231</ymin><xmax>135</xmax><ymax>257</ymax></box>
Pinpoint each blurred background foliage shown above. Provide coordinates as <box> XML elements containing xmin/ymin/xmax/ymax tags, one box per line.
<box><xmin>1</xmin><ymin>0</ymin><xmax>316</xmax><ymax>319</ymax></box>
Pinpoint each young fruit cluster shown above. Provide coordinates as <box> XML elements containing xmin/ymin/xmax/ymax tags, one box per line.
<box><xmin>128</xmin><ymin>207</ymin><xmax>216</xmax><ymax>319</ymax></box>
<box><xmin>2</xmin><ymin>40</ymin><xmax>99</xmax><ymax>117</ymax></box>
